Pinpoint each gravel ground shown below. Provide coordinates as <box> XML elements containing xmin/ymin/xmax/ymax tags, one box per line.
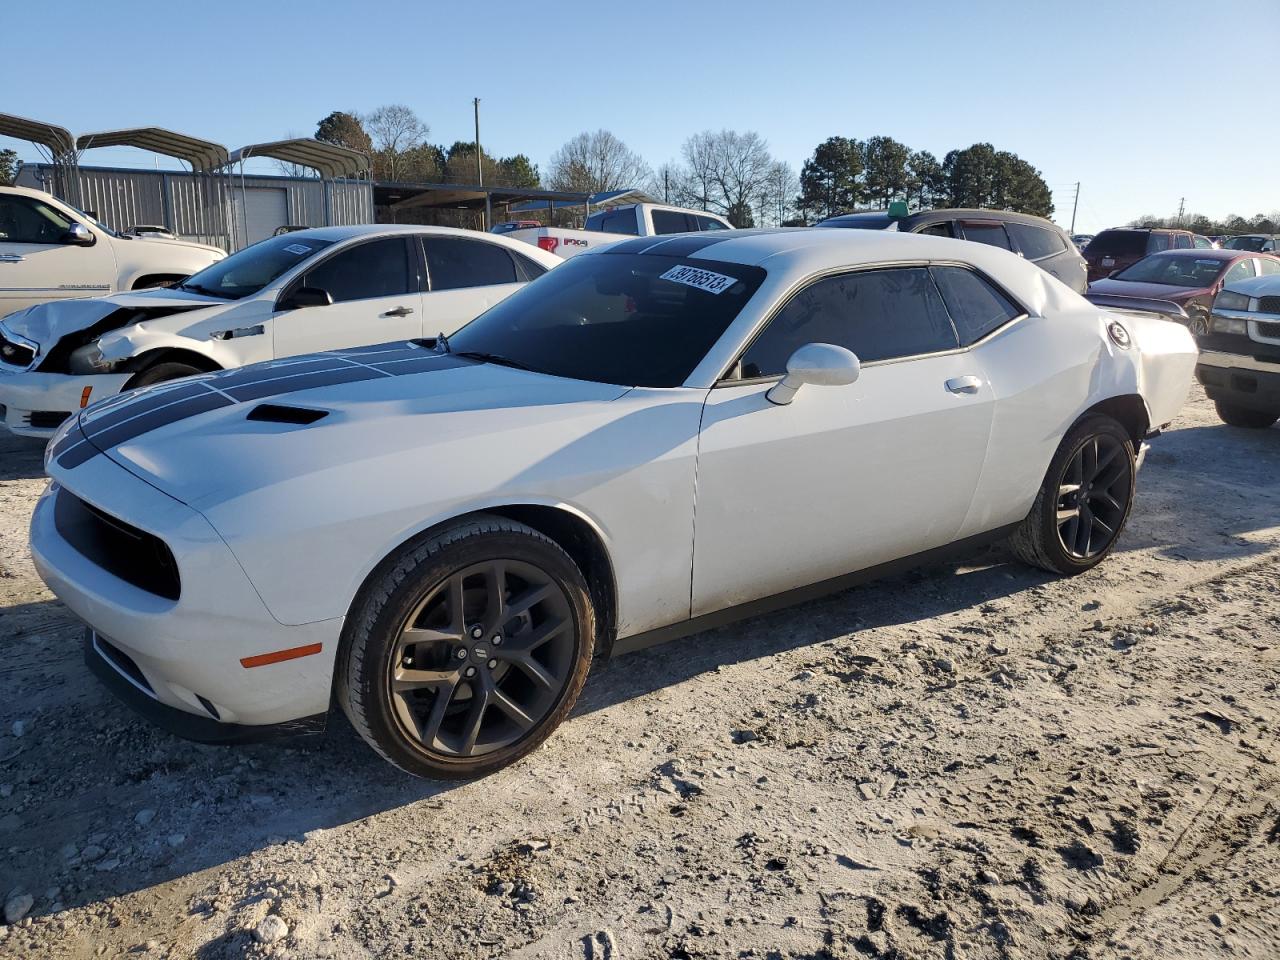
<box><xmin>1</xmin><ymin>384</ymin><xmax>1278</xmax><ymax>959</ymax></box>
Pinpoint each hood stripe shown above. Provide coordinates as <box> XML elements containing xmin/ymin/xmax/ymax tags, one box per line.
<box><xmin>59</xmin><ymin>344</ymin><xmax>470</xmax><ymax>469</ymax></box>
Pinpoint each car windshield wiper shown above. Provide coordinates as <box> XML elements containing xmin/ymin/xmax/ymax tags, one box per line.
<box><xmin>454</xmin><ymin>350</ymin><xmax>535</xmax><ymax>372</ymax></box>
<box><xmin>180</xmin><ymin>282</ymin><xmax>232</xmax><ymax>299</ymax></box>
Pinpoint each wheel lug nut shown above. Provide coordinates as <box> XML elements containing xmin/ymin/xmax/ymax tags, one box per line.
<box><xmin>487</xmin><ymin>659</ymin><xmax>497</xmax><ymax>669</ymax></box>
<box><xmin>492</xmin><ymin>634</ymin><xmax>503</xmax><ymax>646</ymax></box>
<box><xmin>470</xmin><ymin>626</ymin><xmax>484</xmax><ymax>639</ymax></box>
<box><xmin>456</xmin><ymin>648</ymin><xmax>468</xmax><ymax>660</ymax></box>
<box><xmin>465</xmin><ymin>666</ymin><xmax>477</xmax><ymax>677</ymax></box>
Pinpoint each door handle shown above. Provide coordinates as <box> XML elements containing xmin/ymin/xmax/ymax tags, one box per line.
<box><xmin>0</xmin><ymin>254</ymin><xmax>25</xmax><ymax>263</ymax></box>
<box><xmin>381</xmin><ymin>305</ymin><xmax>414</xmax><ymax>318</ymax></box>
<box><xmin>945</xmin><ymin>376</ymin><xmax>983</xmax><ymax>395</ymax></box>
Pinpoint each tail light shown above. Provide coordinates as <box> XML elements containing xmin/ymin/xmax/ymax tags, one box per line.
<box><xmin>537</xmin><ymin>236</ymin><xmax>559</xmax><ymax>253</ymax></box>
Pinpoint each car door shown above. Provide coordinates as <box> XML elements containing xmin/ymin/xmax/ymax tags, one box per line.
<box><xmin>691</xmin><ymin>265</ymin><xmax>994</xmax><ymax>617</ymax></box>
<box><xmin>270</xmin><ymin>235</ymin><xmax>423</xmax><ymax>357</ymax></box>
<box><xmin>0</xmin><ymin>192</ymin><xmax>116</xmax><ymax>318</ymax></box>
<box><xmin>420</xmin><ymin>235</ymin><xmax>543</xmax><ymax>337</ymax></box>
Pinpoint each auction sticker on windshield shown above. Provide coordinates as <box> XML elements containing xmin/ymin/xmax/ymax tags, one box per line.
<box><xmin>660</xmin><ymin>265</ymin><xmax>738</xmax><ymax>295</ymax></box>
<box><xmin>284</xmin><ymin>244</ymin><xmax>313</xmax><ymax>256</ymax></box>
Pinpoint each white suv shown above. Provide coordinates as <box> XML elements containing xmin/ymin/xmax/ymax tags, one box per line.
<box><xmin>0</xmin><ymin>185</ymin><xmax>225</xmax><ymax>320</ymax></box>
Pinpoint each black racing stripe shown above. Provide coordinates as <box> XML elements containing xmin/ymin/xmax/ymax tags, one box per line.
<box><xmin>80</xmin><ymin>381</ymin><xmax>214</xmax><ymax>436</ymax></box>
<box><xmin>329</xmin><ymin>341</ymin><xmax>423</xmax><ymax>358</ymax></box>
<box><xmin>367</xmin><ymin>354</ymin><xmax>473</xmax><ymax>375</ymax></box>
<box><xmin>57</xmin><ymin>439</ymin><xmax>98</xmax><ymax>470</ymax></box>
<box><xmin>48</xmin><ymin>420</ymin><xmax>86</xmax><ymax>459</ymax></box>
<box><xmin>601</xmin><ymin>236</ymin><xmax>674</xmax><ymax>255</ymax></box>
<box><xmin>637</xmin><ymin>234</ymin><xmax>731</xmax><ymax>258</ymax></box>
<box><xmin>208</xmin><ymin>355</ymin><xmax>354</xmax><ymax>389</ymax></box>
<box><xmin>89</xmin><ymin>392</ymin><xmax>235</xmax><ymax>451</ymax></box>
<box><xmin>222</xmin><ymin>364</ymin><xmax>387</xmax><ymax>402</ymax></box>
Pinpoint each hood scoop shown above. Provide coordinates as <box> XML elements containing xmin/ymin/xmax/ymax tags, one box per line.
<box><xmin>245</xmin><ymin>403</ymin><xmax>329</xmax><ymax>425</ymax></box>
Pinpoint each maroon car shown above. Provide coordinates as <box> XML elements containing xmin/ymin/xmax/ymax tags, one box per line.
<box><xmin>1082</xmin><ymin>228</ymin><xmax>1196</xmax><ymax>282</ymax></box>
<box><xmin>1086</xmin><ymin>249</ymin><xmax>1280</xmax><ymax>333</ymax></box>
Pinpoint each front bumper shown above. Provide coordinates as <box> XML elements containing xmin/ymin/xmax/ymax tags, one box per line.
<box><xmin>0</xmin><ymin>366</ymin><xmax>131</xmax><ymax>438</ymax></box>
<box><xmin>1196</xmin><ymin>350</ymin><xmax>1280</xmax><ymax>413</ymax></box>
<box><xmin>30</xmin><ymin>455</ymin><xmax>343</xmax><ymax>734</ymax></box>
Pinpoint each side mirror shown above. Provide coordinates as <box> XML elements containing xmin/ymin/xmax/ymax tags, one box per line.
<box><xmin>62</xmin><ymin>223</ymin><xmax>96</xmax><ymax>247</ymax></box>
<box><xmin>277</xmin><ymin>286</ymin><xmax>333</xmax><ymax>311</ymax></box>
<box><xmin>766</xmin><ymin>343</ymin><xmax>860</xmax><ymax>406</ymax></box>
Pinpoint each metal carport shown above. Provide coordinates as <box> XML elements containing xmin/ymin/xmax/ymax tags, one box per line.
<box><xmin>0</xmin><ymin>112</ymin><xmax>79</xmax><ymax>205</ymax></box>
<box><xmin>75</xmin><ymin>127</ymin><xmax>232</xmax><ymax>248</ymax></box>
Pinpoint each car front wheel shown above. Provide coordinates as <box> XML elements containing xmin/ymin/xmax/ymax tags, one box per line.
<box><xmin>338</xmin><ymin>516</ymin><xmax>594</xmax><ymax>779</ymax></box>
<box><xmin>1214</xmin><ymin>402</ymin><xmax>1278</xmax><ymax>429</ymax></box>
<box><xmin>1010</xmin><ymin>415</ymin><xmax>1136</xmax><ymax>575</ymax></box>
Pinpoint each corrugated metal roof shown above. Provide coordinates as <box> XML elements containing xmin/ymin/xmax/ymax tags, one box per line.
<box><xmin>228</xmin><ymin>139</ymin><xmax>370</xmax><ymax>179</ymax></box>
<box><xmin>0</xmin><ymin>112</ymin><xmax>75</xmax><ymax>157</ymax></box>
<box><xmin>76</xmin><ymin>127</ymin><xmax>230</xmax><ymax>172</ymax></box>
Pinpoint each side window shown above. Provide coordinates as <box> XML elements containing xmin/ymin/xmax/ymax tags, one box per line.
<box><xmin>1173</xmin><ymin>233</ymin><xmax>1193</xmax><ymax>249</ymax></box>
<box><xmin>1148</xmin><ymin>233</ymin><xmax>1171</xmax><ymax>252</ymax></box>
<box><xmin>301</xmin><ymin>238</ymin><xmax>412</xmax><ymax>303</ymax></box>
<box><xmin>651</xmin><ymin>210</ymin><xmax>693</xmax><ymax>234</ymax></box>
<box><xmin>0</xmin><ymin>195</ymin><xmax>74</xmax><ymax>244</ymax></box>
<box><xmin>959</xmin><ymin>221</ymin><xmax>1012</xmax><ymax>250</ymax></box>
<box><xmin>1223</xmin><ymin>259</ymin><xmax>1257</xmax><ymax>283</ymax></box>
<box><xmin>696</xmin><ymin>215</ymin><xmax>730</xmax><ymax>231</ymax></box>
<box><xmin>1193</xmin><ymin>235</ymin><xmax>1212</xmax><ymax>249</ymax></box>
<box><xmin>1258</xmin><ymin>258</ymin><xmax>1280</xmax><ymax>276</ymax></box>
<box><xmin>737</xmin><ymin>267</ymin><xmax>958</xmax><ymax>379</ymax></box>
<box><xmin>511</xmin><ymin>250</ymin><xmax>548</xmax><ymax>282</ymax></box>
<box><xmin>600</xmin><ymin>210</ymin><xmax>639</xmax><ymax>235</ymax></box>
<box><xmin>917</xmin><ymin>221</ymin><xmax>956</xmax><ymax>238</ymax></box>
<box><xmin>931</xmin><ymin>266</ymin><xmax>1024</xmax><ymax>345</ymax></box>
<box><xmin>423</xmin><ymin>236</ymin><xmax>517</xmax><ymax>291</ymax></box>
<box><xmin>1007</xmin><ymin>223</ymin><xmax>1065</xmax><ymax>260</ymax></box>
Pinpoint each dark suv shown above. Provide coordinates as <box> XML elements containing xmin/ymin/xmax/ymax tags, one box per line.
<box><xmin>1082</xmin><ymin>229</ymin><xmax>1196</xmax><ymax>283</ymax></box>
<box><xmin>817</xmin><ymin>207</ymin><xmax>1086</xmax><ymax>293</ymax></box>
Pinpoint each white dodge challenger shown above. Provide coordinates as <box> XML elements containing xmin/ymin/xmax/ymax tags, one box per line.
<box><xmin>30</xmin><ymin>228</ymin><xmax>1197</xmax><ymax>779</ymax></box>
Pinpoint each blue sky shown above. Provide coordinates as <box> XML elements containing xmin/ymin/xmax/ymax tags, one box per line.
<box><xmin>4</xmin><ymin>0</ymin><xmax>1277</xmax><ymax>234</ymax></box>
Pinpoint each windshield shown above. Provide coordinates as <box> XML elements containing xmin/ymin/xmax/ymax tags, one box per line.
<box><xmin>1223</xmin><ymin>236</ymin><xmax>1267</xmax><ymax>251</ymax></box>
<box><xmin>448</xmin><ymin>253</ymin><xmax>766</xmax><ymax>388</ymax></box>
<box><xmin>179</xmin><ymin>234</ymin><xmax>334</xmax><ymax>300</ymax></box>
<box><xmin>61</xmin><ymin>202</ymin><xmax>120</xmax><ymax>238</ymax></box>
<box><xmin>1114</xmin><ymin>254</ymin><xmax>1225</xmax><ymax>287</ymax></box>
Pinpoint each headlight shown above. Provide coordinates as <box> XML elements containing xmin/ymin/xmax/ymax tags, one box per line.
<box><xmin>68</xmin><ymin>341</ymin><xmax>121</xmax><ymax>375</ymax></box>
<box><xmin>1214</xmin><ymin>290</ymin><xmax>1251</xmax><ymax>311</ymax></box>
<box><xmin>1211</xmin><ymin>315</ymin><xmax>1248</xmax><ymax>336</ymax></box>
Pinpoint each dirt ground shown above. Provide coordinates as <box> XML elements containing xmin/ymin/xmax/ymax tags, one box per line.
<box><xmin>1</xmin><ymin>384</ymin><xmax>1278</xmax><ymax>960</ymax></box>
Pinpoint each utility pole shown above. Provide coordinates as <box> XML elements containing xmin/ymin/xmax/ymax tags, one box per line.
<box><xmin>473</xmin><ymin>97</ymin><xmax>488</xmax><ymax>230</ymax></box>
<box><xmin>1069</xmin><ymin>181</ymin><xmax>1080</xmax><ymax>235</ymax></box>
<box><xmin>663</xmin><ymin>168</ymin><xmax>670</xmax><ymax>203</ymax></box>
<box><xmin>1176</xmin><ymin>196</ymin><xmax>1185</xmax><ymax>227</ymax></box>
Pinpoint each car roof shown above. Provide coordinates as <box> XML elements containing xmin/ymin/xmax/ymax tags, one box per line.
<box><xmin>1224</xmin><ymin>274</ymin><xmax>1280</xmax><ymax>296</ymax></box>
<box><xmin>1145</xmin><ymin>248</ymin><xmax>1244</xmax><ymax>261</ymax></box>
<box><xmin>273</xmin><ymin>223</ymin><xmax>561</xmax><ymax>266</ymax></box>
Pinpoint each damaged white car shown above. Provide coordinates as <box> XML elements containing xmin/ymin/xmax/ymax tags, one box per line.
<box><xmin>33</xmin><ymin>228</ymin><xmax>1198</xmax><ymax>779</ymax></box>
<box><xmin>0</xmin><ymin>224</ymin><xmax>558</xmax><ymax>437</ymax></box>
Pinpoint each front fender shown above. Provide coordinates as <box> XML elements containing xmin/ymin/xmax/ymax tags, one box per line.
<box><xmin>97</xmin><ymin>302</ymin><xmax>273</xmax><ymax>370</ymax></box>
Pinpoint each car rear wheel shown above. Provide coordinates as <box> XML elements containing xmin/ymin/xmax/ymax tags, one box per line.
<box><xmin>1010</xmin><ymin>415</ymin><xmax>1136</xmax><ymax>575</ymax></box>
<box><xmin>1186</xmin><ymin>305</ymin><xmax>1210</xmax><ymax>337</ymax></box>
<box><xmin>338</xmin><ymin>516</ymin><xmax>594</xmax><ymax>779</ymax></box>
<box><xmin>1214</xmin><ymin>402</ymin><xmax>1278</xmax><ymax>429</ymax></box>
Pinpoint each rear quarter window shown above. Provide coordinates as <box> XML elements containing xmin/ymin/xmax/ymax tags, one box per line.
<box><xmin>1007</xmin><ymin>222</ymin><xmax>1066</xmax><ymax>260</ymax></box>
<box><xmin>930</xmin><ymin>266</ymin><xmax>1023</xmax><ymax>345</ymax></box>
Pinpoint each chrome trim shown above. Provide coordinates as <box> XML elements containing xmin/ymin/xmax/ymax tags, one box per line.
<box><xmin>1196</xmin><ymin>350</ymin><xmax>1280</xmax><ymax>374</ymax></box>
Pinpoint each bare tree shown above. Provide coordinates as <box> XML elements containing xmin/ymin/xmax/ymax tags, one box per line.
<box><xmin>677</xmin><ymin>130</ymin><xmax>776</xmax><ymax>226</ymax></box>
<box><xmin>755</xmin><ymin>161</ymin><xmax>799</xmax><ymax>226</ymax></box>
<box><xmin>364</xmin><ymin>105</ymin><xmax>429</xmax><ymax>181</ymax></box>
<box><xmin>547</xmin><ymin>130</ymin><xmax>651</xmax><ymax>195</ymax></box>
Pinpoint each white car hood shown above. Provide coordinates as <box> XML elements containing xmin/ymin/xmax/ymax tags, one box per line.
<box><xmin>57</xmin><ymin>343</ymin><xmax>632</xmax><ymax>511</ymax></box>
<box><xmin>2</xmin><ymin>287</ymin><xmax>229</xmax><ymax>349</ymax></box>
<box><xmin>128</xmin><ymin>234</ymin><xmax>225</xmax><ymax>258</ymax></box>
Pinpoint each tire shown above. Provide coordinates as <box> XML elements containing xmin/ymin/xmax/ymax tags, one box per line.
<box><xmin>337</xmin><ymin>515</ymin><xmax>595</xmax><ymax>779</ymax></box>
<box><xmin>125</xmin><ymin>361</ymin><xmax>205</xmax><ymax>390</ymax></box>
<box><xmin>1214</xmin><ymin>402</ymin><xmax>1278</xmax><ymax>429</ymax></box>
<box><xmin>1186</xmin><ymin>305</ymin><xmax>1210</xmax><ymax>337</ymax></box>
<box><xmin>1010</xmin><ymin>415</ymin><xmax>1136</xmax><ymax>575</ymax></box>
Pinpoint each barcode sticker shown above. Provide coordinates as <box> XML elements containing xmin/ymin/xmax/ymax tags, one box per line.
<box><xmin>659</xmin><ymin>265</ymin><xmax>738</xmax><ymax>295</ymax></box>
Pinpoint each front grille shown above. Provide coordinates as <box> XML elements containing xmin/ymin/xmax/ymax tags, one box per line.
<box><xmin>54</xmin><ymin>490</ymin><xmax>181</xmax><ymax>600</ymax></box>
<box><xmin>1256</xmin><ymin>321</ymin><xmax>1280</xmax><ymax>341</ymax></box>
<box><xmin>1258</xmin><ymin>296</ymin><xmax>1280</xmax><ymax>316</ymax></box>
<box><xmin>0</xmin><ymin>331</ymin><xmax>35</xmax><ymax>368</ymax></box>
<box><xmin>28</xmin><ymin>410</ymin><xmax>71</xmax><ymax>430</ymax></box>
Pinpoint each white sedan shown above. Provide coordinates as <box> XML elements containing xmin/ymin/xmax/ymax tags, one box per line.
<box><xmin>0</xmin><ymin>224</ymin><xmax>559</xmax><ymax>437</ymax></box>
<box><xmin>31</xmin><ymin>228</ymin><xmax>1197</xmax><ymax>778</ymax></box>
